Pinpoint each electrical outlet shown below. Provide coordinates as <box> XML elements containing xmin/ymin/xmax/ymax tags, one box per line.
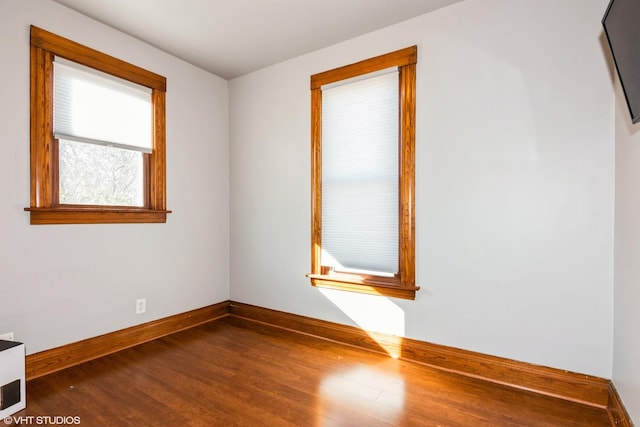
<box><xmin>135</xmin><ymin>298</ymin><xmax>146</xmax><ymax>315</ymax></box>
<box><xmin>0</xmin><ymin>332</ymin><xmax>14</xmax><ymax>341</ymax></box>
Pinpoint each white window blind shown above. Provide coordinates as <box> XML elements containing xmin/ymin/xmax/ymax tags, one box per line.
<box><xmin>321</xmin><ymin>68</ymin><xmax>399</xmax><ymax>276</ymax></box>
<box><xmin>53</xmin><ymin>56</ymin><xmax>153</xmax><ymax>153</ymax></box>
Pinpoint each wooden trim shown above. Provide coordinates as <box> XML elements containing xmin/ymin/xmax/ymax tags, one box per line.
<box><xmin>142</xmin><ymin>152</ymin><xmax>151</xmax><ymax>207</ymax></box>
<box><xmin>27</xmin><ymin>26</ymin><xmax>169</xmax><ymax>224</ymax></box>
<box><xmin>308</xmin><ymin>46</ymin><xmax>418</xmax><ymax>299</ymax></box>
<box><xmin>26</xmin><ymin>302</ymin><xmax>230</xmax><ymax>380</ymax></box>
<box><xmin>607</xmin><ymin>383</ymin><xmax>634</xmax><ymax>427</ymax></box>
<box><xmin>308</xmin><ymin>275</ymin><xmax>419</xmax><ymax>300</ymax></box>
<box><xmin>24</xmin><ymin>208</ymin><xmax>171</xmax><ymax>225</ymax></box>
<box><xmin>30</xmin><ymin>44</ymin><xmax>53</xmax><ymax>208</ymax></box>
<box><xmin>51</xmin><ymin>138</ymin><xmax>60</xmax><ymax>206</ymax></box>
<box><xmin>399</xmin><ymin>62</ymin><xmax>416</xmax><ymax>287</ymax></box>
<box><xmin>311</xmin><ymin>46</ymin><xmax>417</xmax><ymax>89</ymax></box>
<box><xmin>30</xmin><ymin>26</ymin><xmax>166</xmax><ymax>91</ymax></box>
<box><xmin>228</xmin><ymin>301</ymin><xmax>611</xmax><ymax>409</ymax></box>
<box><xmin>310</xmin><ymin>87</ymin><xmax>322</xmax><ymax>276</ymax></box>
<box><xmin>150</xmin><ymin>89</ymin><xmax>167</xmax><ymax>211</ymax></box>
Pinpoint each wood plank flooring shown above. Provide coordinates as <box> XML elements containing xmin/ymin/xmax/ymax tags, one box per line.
<box><xmin>20</xmin><ymin>316</ymin><xmax>610</xmax><ymax>426</ymax></box>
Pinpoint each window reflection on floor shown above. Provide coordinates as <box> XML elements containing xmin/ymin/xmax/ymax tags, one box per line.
<box><xmin>316</xmin><ymin>362</ymin><xmax>405</xmax><ymax>426</ymax></box>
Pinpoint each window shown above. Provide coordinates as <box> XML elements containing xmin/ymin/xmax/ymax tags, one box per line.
<box><xmin>307</xmin><ymin>46</ymin><xmax>419</xmax><ymax>300</ymax></box>
<box><xmin>27</xmin><ymin>26</ymin><xmax>169</xmax><ymax>224</ymax></box>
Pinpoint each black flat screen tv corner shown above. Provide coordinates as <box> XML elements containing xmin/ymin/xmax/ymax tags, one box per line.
<box><xmin>603</xmin><ymin>0</ymin><xmax>640</xmax><ymax>124</ymax></box>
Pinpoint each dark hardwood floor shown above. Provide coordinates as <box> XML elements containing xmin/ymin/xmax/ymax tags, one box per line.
<box><xmin>20</xmin><ymin>316</ymin><xmax>610</xmax><ymax>426</ymax></box>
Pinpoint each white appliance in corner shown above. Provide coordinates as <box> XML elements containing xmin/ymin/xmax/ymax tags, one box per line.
<box><xmin>0</xmin><ymin>340</ymin><xmax>26</xmax><ymax>418</ymax></box>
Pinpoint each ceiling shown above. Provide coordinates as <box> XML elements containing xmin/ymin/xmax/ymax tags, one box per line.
<box><xmin>51</xmin><ymin>0</ymin><xmax>462</xmax><ymax>79</ymax></box>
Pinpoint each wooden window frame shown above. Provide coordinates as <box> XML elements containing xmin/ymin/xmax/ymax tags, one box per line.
<box><xmin>26</xmin><ymin>26</ymin><xmax>170</xmax><ymax>224</ymax></box>
<box><xmin>307</xmin><ymin>46</ymin><xmax>419</xmax><ymax>300</ymax></box>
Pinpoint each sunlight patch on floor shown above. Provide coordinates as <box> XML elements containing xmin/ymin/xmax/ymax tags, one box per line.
<box><xmin>317</xmin><ymin>364</ymin><xmax>406</xmax><ymax>425</ymax></box>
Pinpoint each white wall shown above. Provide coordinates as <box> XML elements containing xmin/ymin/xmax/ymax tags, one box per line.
<box><xmin>230</xmin><ymin>0</ymin><xmax>614</xmax><ymax>378</ymax></box>
<box><xmin>0</xmin><ymin>0</ymin><xmax>230</xmax><ymax>354</ymax></box>
<box><xmin>0</xmin><ymin>0</ymin><xmax>620</xmax><ymax>392</ymax></box>
<box><xmin>613</xmin><ymin>77</ymin><xmax>640</xmax><ymax>420</ymax></box>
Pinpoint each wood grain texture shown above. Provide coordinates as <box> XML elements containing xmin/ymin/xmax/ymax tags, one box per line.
<box><xmin>310</xmin><ymin>46</ymin><xmax>417</xmax><ymax>89</ymax></box>
<box><xmin>150</xmin><ymin>89</ymin><xmax>167</xmax><ymax>211</ymax></box>
<box><xmin>308</xmin><ymin>46</ymin><xmax>419</xmax><ymax>299</ymax></box>
<box><xmin>608</xmin><ymin>383</ymin><xmax>634</xmax><ymax>427</ymax></box>
<box><xmin>27</xmin><ymin>26</ymin><xmax>169</xmax><ymax>225</ymax></box>
<box><xmin>30</xmin><ymin>26</ymin><xmax>166</xmax><ymax>91</ymax></box>
<box><xmin>22</xmin><ymin>301</ymin><xmax>631</xmax><ymax>425</ymax></box>
<box><xmin>310</xmin><ymin>87</ymin><xmax>322</xmax><ymax>276</ymax></box>
<box><xmin>25</xmin><ymin>302</ymin><xmax>229</xmax><ymax>380</ymax></box>
<box><xmin>25</xmin><ymin>208</ymin><xmax>170</xmax><ymax>224</ymax></box>
<box><xmin>29</xmin><ymin>43</ymin><xmax>53</xmax><ymax>208</ymax></box>
<box><xmin>399</xmin><ymin>62</ymin><xmax>416</xmax><ymax>287</ymax></box>
<box><xmin>23</xmin><ymin>316</ymin><xmax>612</xmax><ymax>426</ymax></box>
<box><xmin>229</xmin><ymin>301</ymin><xmax>611</xmax><ymax>409</ymax></box>
<box><xmin>307</xmin><ymin>275</ymin><xmax>419</xmax><ymax>299</ymax></box>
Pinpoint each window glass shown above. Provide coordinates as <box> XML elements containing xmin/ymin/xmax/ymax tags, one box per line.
<box><xmin>58</xmin><ymin>139</ymin><xmax>144</xmax><ymax>206</ymax></box>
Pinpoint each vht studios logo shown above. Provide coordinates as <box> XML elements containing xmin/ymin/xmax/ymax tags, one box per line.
<box><xmin>4</xmin><ymin>415</ymin><xmax>81</xmax><ymax>425</ymax></box>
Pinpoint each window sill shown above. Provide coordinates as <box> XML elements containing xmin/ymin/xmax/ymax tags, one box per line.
<box><xmin>24</xmin><ymin>207</ymin><xmax>171</xmax><ymax>224</ymax></box>
<box><xmin>307</xmin><ymin>273</ymin><xmax>419</xmax><ymax>300</ymax></box>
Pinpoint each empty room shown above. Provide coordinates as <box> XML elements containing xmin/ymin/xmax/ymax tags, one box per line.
<box><xmin>0</xmin><ymin>0</ymin><xmax>639</xmax><ymax>425</ymax></box>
